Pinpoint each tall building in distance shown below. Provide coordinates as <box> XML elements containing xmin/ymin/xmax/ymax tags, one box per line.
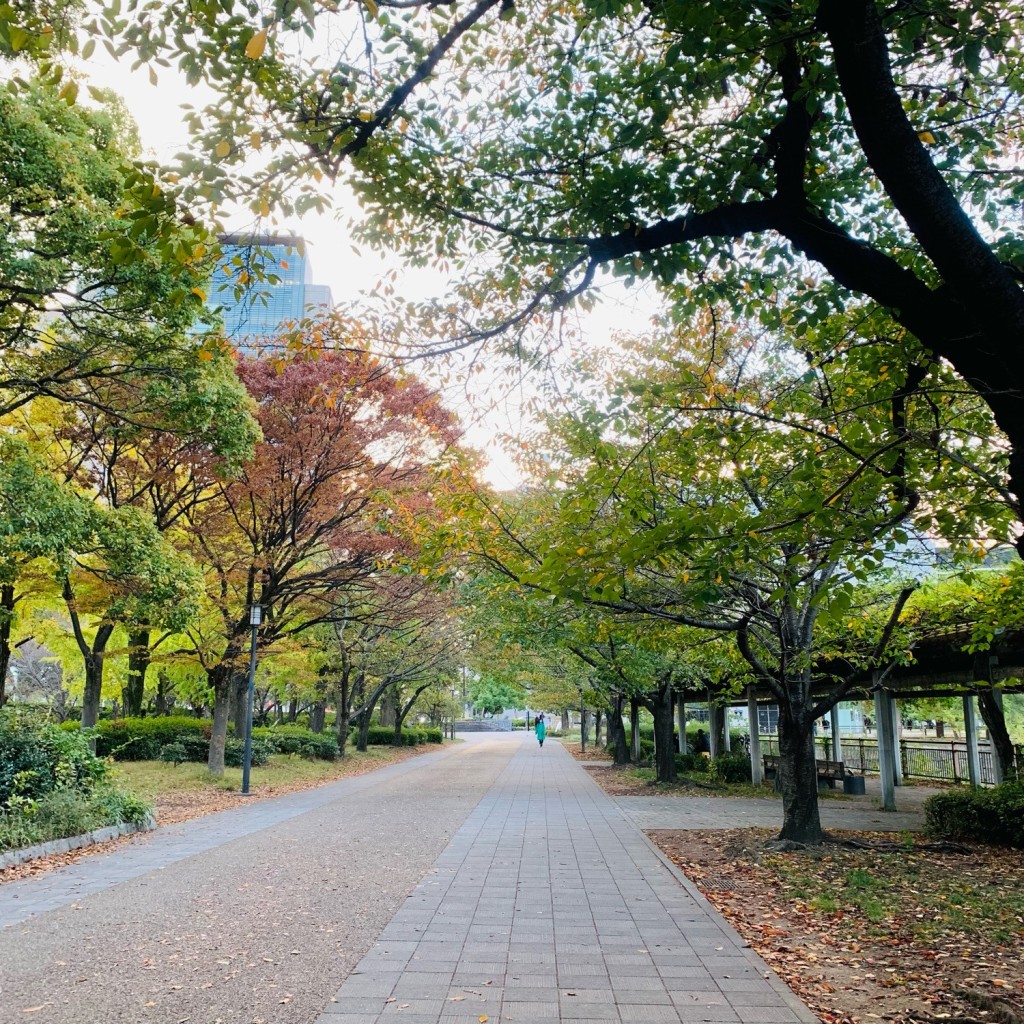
<box><xmin>208</xmin><ymin>234</ymin><xmax>334</xmax><ymax>348</ymax></box>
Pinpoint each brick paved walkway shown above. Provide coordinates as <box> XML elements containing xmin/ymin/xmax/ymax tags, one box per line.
<box><xmin>318</xmin><ymin>738</ymin><xmax>816</xmax><ymax>1024</ymax></box>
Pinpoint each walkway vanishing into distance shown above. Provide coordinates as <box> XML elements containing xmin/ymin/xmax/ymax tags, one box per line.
<box><xmin>0</xmin><ymin>733</ymin><xmax>863</xmax><ymax>1024</ymax></box>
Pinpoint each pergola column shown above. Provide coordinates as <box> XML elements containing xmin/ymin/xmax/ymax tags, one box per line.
<box><xmin>874</xmin><ymin>678</ymin><xmax>896</xmax><ymax>810</ymax></box>
<box><xmin>829</xmin><ymin>703</ymin><xmax>842</xmax><ymax>762</ymax></box>
<box><xmin>963</xmin><ymin>694</ymin><xmax>981</xmax><ymax>789</ymax></box>
<box><xmin>677</xmin><ymin>697</ymin><xmax>687</xmax><ymax>754</ymax></box>
<box><xmin>890</xmin><ymin>694</ymin><xmax>903</xmax><ymax>786</ymax></box>
<box><xmin>748</xmin><ymin>686</ymin><xmax>763</xmax><ymax>786</ymax></box>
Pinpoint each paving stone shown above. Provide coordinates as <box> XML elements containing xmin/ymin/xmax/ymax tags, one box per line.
<box><xmin>303</xmin><ymin>739</ymin><xmax>822</xmax><ymax>1024</ymax></box>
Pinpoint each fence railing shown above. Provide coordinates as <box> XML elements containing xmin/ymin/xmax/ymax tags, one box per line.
<box><xmin>757</xmin><ymin>735</ymin><xmax>1023</xmax><ymax>786</ymax></box>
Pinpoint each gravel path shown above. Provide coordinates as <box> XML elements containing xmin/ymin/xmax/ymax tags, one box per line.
<box><xmin>0</xmin><ymin>737</ymin><xmax>516</xmax><ymax>1024</ymax></box>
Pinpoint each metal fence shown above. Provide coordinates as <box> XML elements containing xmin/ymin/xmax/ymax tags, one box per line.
<box><xmin>757</xmin><ymin>735</ymin><xmax>1023</xmax><ymax>785</ymax></box>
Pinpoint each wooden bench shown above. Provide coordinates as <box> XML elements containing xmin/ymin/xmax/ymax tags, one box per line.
<box><xmin>762</xmin><ymin>754</ymin><xmax>847</xmax><ymax>790</ymax></box>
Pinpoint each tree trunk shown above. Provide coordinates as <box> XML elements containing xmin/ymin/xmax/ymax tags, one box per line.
<box><xmin>122</xmin><ymin>628</ymin><xmax>151</xmax><ymax>717</ymax></box>
<box><xmin>977</xmin><ymin>689</ymin><xmax>1017</xmax><ymax>781</ymax></box>
<box><xmin>561</xmin><ymin>710</ymin><xmax>570</xmax><ymax>732</ymax></box>
<box><xmin>231</xmin><ymin>672</ymin><xmax>248</xmax><ymax>737</ymax></box>
<box><xmin>392</xmin><ymin>714</ymin><xmax>404</xmax><ymax>746</ymax></box>
<box><xmin>309</xmin><ymin>700</ymin><xmax>326</xmax><ymax>733</ymax></box>
<box><xmin>629</xmin><ymin>699</ymin><xmax>640</xmax><ymax>762</ymax></box>
<box><xmin>709</xmin><ymin>704</ymin><xmax>726</xmax><ymax>756</ymax></box>
<box><xmin>0</xmin><ymin>583</ymin><xmax>14</xmax><ymax>707</ymax></box>
<box><xmin>581</xmin><ymin>709</ymin><xmax>590</xmax><ymax>749</ymax></box>
<box><xmin>650</xmin><ymin>679</ymin><xmax>677</xmax><ymax>783</ymax></box>
<box><xmin>356</xmin><ymin>711</ymin><xmax>371</xmax><ymax>752</ymax></box>
<box><xmin>609</xmin><ymin>694</ymin><xmax>630</xmax><ymax>764</ymax></box>
<box><xmin>154</xmin><ymin>669</ymin><xmax>173</xmax><ymax>715</ymax></box>
<box><xmin>380</xmin><ymin>690</ymin><xmax>397</xmax><ymax>727</ymax></box>
<box><xmin>593</xmin><ymin>709</ymin><xmax>602</xmax><ymax>748</ymax></box>
<box><xmin>79</xmin><ymin>623</ymin><xmax>115</xmax><ymax>731</ymax></box>
<box><xmin>777</xmin><ymin>702</ymin><xmax>823</xmax><ymax>844</ymax></box>
<box><xmin>287</xmin><ymin>698</ymin><xmax>298</xmax><ymax>723</ymax></box>
<box><xmin>207</xmin><ymin>666</ymin><xmax>232</xmax><ymax>776</ymax></box>
<box><xmin>335</xmin><ymin>675</ymin><xmax>350</xmax><ymax>757</ymax></box>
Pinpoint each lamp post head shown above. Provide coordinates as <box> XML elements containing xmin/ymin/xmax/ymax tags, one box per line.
<box><xmin>250</xmin><ymin>605</ymin><xmax>262</xmax><ymax>626</ymax></box>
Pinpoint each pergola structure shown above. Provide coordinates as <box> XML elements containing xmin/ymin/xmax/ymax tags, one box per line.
<box><xmin>673</xmin><ymin>626</ymin><xmax>1024</xmax><ymax>809</ymax></box>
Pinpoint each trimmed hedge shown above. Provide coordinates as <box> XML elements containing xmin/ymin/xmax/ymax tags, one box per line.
<box><xmin>253</xmin><ymin>725</ymin><xmax>337</xmax><ymax>760</ymax></box>
<box><xmin>62</xmin><ymin>716</ymin><xmax>208</xmax><ymax>760</ymax></box>
<box><xmin>359</xmin><ymin>726</ymin><xmax>442</xmax><ymax>746</ymax></box>
<box><xmin>924</xmin><ymin>780</ymin><xmax>1024</xmax><ymax>849</ymax></box>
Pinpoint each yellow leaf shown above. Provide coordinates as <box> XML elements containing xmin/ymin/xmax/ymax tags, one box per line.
<box><xmin>479</xmin><ymin>1018</ymin><xmax>488</xmax><ymax>1023</ymax></box>
<box><xmin>215</xmin><ymin>140</ymin><xmax>231</xmax><ymax>159</ymax></box>
<box><xmin>250</xmin><ymin>131</ymin><xmax>263</xmax><ymax>151</ymax></box>
<box><xmin>191</xmin><ymin>287</ymin><xmax>208</xmax><ymax>301</ymax></box>
<box><xmin>258</xmin><ymin>197</ymin><xmax>270</xmax><ymax>217</ymax></box>
<box><xmin>917</xmin><ymin>130</ymin><xmax>935</xmax><ymax>144</ymax></box>
<box><xmin>58</xmin><ymin>80</ymin><xmax>79</xmax><ymax>105</ymax></box>
<box><xmin>245</xmin><ymin>27</ymin><xmax>269</xmax><ymax>59</ymax></box>
<box><xmin>576</xmin><ymin>547</ymin><xmax>586</xmax><ymax>556</ymax></box>
<box><xmin>363</xmin><ymin>0</ymin><xmax>379</xmax><ymax>16</ymax></box>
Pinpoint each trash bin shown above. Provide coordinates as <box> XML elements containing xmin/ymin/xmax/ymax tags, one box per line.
<box><xmin>843</xmin><ymin>775</ymin><xmax>866</xmax><ymax>795</ymax></box>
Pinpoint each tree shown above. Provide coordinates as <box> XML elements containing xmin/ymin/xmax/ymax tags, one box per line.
<box><xmin>181</xmin><ymin>337</ymin><xmax>462</xmax><ymax>773</ymax></box>
<box><xmin>469</xmin><ymin>675</ymin><xmax>525</xmax><ymax>717</ymax></box>
<box><xmin>462</xmin><ymin>323</ymin><xmax>1011</xmax><ymax>841</ymax></box>
<box><xmin>0</xmin><ymin>437</ymin><xmax>92</xmax><ymax>705</ymax></box>
<box><xmin>0</xmin><ymin>78</ymin><xmax>215</xmax><ymax>423</ymax></box>
<box><xmin>50</xmin><ymin>1</ymin><xmax>1024</xmax><ymax>542</ymax></box>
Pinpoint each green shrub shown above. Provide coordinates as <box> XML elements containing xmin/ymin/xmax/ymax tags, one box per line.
<box><xmin>709</xmin><ymin>751</ymin><xmax>752</xmax><ymax>784</ymax></box>
<box><xmin>223</xmin><ymin>737</ymin><xmax>273</xmax><ymax>768</ymax></box>
<box><xmin>675</xmin><ymin>751</ymin><xmax>703</xmax><ymax>773</ymax></box>
<box><xmin>1</xmin><ymin>710</ymin><xmax>106</xmax><ymax>806</ymax></box>
<box><xmin>253</xmin><ymin>725</ymin><xmax>338</xmax><ymax>760</ymax></box>
<box><xmin>0</xmin><ymin>785</ymin><xmax>152</xmax><ymax>853</ymax></box>
<box><xmin>65</xmin><ymin>717</ymin><xmax>209</xmax><ymax>761</ymax></box>
<box><xmin>159</xmin><ymin>742</ymin><xmax>188</xmax><ymax>766</ymax></box>
<box><xmin>925</xmin><ymin>781</ymin><xmax>1024</xmax><ymax>848</ymax></box>
<box><xmin>422</xmin><ymin>727</ymin><xmax>443</xmax><ymax>744</ymax></box>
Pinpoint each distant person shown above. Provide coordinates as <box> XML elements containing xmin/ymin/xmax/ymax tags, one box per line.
<box><xmin>694</xmin><ymin>728</ymin><xmax>710</xmax><ymax>755</ymax></box>
<box><xmin>535</xmin><ymin>713</ymin><xmax>546</xmax><ymax>748</ymax></box>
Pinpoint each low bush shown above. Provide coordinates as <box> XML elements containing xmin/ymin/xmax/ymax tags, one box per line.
<box><xmin>422</xmin><ymin>727</ymin><xmax>443</xmax><ymax>743</ymax></box>
<box><xmin>253</xmin><ymin>725</ymin><xmax>338</xmax><ymax>760</ymax></box>
<box><xmin>63</xmin><ymin>716</ymin><xmax>209</xmax><ymax>760</ymax></box>
<box><xmin>159</xmin><ymin>742</ymin><xmax>189</xmax><ymax>766</ymax></box>
<box><xmin>925</xmin><ymin>780</ymin><xmax>1024</xmax><ymax>849</ymax></box>
<box><xmin>0</xmin><ymin>708</ymin><xmax>151</xmax><ymax>853</ymax></box>
<box><xmin>0</xmin><ymin>785</ymin><xmax>151</xmax><ymax>853</ymax></box>
<box><xmin>359</xmin><ymin>725</ymin><xmax>431</xmax><ymax>746</ymax></box>
<box><xmin>1</xmin><ymin>710</ymin><xmax>106</xmax><ymax>806</ymax></box>
<box><xmin>224</xmin><ymin>737</ymin><xmax>274</xmax><ymax>768</ymax></box>
<box><xmin>708</xmin><ymin>751</ymin><xmax>752</xmax><ymax>784</ymax></box>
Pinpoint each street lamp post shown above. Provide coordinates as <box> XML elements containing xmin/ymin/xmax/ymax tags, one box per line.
<box><xmin>241</xmin><ymin>604</ymin><xmax>261</xmax><ymax>795</ymax></box>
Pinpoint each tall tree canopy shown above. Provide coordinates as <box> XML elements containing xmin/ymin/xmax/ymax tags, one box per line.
<box><xmin>35</xmin><ymin>0</ymin><xmax>1024</xmax><ymax>541</ymax></box>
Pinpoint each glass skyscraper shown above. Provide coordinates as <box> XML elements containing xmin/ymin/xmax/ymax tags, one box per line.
<box><xmin>207</xmin><ymin>234</ymin><xmax>334</xmax><ymax>348</ymax></box>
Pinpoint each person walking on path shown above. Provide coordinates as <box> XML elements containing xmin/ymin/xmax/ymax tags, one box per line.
<box><xmin>535</xmin><ymin>713</ymin><xmax>546</xmax><ymax>747</ymax></box>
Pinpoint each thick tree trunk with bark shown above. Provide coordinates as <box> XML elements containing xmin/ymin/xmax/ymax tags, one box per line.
<box><xmin>776</xmin><ymin>701</ymin><xmax>823</xmax><ymax>844</ymax></box>
<box><xmin>356</xmin><ymin>711</ymin><xmax>371</xmax><ymax>752</ymax></box>
<box><xmin>629</xmin><ymin>699</ymin><xmax>641</xmax><ymax>762</ymax></box>
<box><xmin>309</xmin><ymin>700</ymin><xmax>326</xmax><ymax>733</ymax></box>
<box><xmin>0</xmin><ymin>584</ymin><xmax>14</xmax><ymax>707</ymax></box>
<box><xmin>231</xmin><ymin>672</ymin><xmax>248</xmax><ymax>737</ymax></box>
<box><xmin>154</xmin><ymin>669</ymin><xmax>173</xmax><ymax>715</ymax></box>
<box><xmin>122</xmin><ymin>628</ymin><xmax>151</xmax><ymax>717</ymax></box>
<box><xmin>977</xmin><ymin>690</ymin><xmax>1018</xmax><ymax>781</ymax></box>
<box><xmin>608</xmin><ymin>694</ymin><xmax>630</xmax><ymax>764</ymax></box>
<box><xmin>594</xmin><ymin>709</ymin><xmax>602</xmax><ymax>747</ymax></box>
<box><xmin>561</xmin><ymin>710</ymin><xmax>570</xmax><ymax>732</ymax></box>
<box><xmin>208</xmin><ymin>666</ymin><xmax>232</xmax><ymax>776</ymax></box>
<box><xmin>79</xmin><ymin>623</ymin><xmax>114</xmax><ymax>731</ymax></box>
<box><xmin>335</xmin><ymin>675</ymin><xmax>351</xmax><ymax>756</ymax></box>
<box><xmin>581</xmin><ymin>709</ymin><xmax>590</xmax><ymax>749</ymax></box>
<box><xmin>648</xmin><ymin>679</ymin><xmax>677</xmax><ymax>784</ymax></box>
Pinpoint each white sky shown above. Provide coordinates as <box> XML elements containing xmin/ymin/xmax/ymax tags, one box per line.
<box><xmin>80</xmin><ymin>48</ymin><xmax>663</xmax><ymax>487</ymax></box>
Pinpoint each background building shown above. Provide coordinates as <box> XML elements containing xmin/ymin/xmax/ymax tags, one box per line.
<box><xmin>208</xmin><ymin>234</ymin><xmax>334</xmax><ymax>348</ymax></box>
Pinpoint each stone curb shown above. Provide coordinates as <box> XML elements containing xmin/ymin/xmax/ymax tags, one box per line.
<box><xmin>0</xmin><ymin>814</ymin><xmax>157</xmax><ymax>871</ymax></box>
